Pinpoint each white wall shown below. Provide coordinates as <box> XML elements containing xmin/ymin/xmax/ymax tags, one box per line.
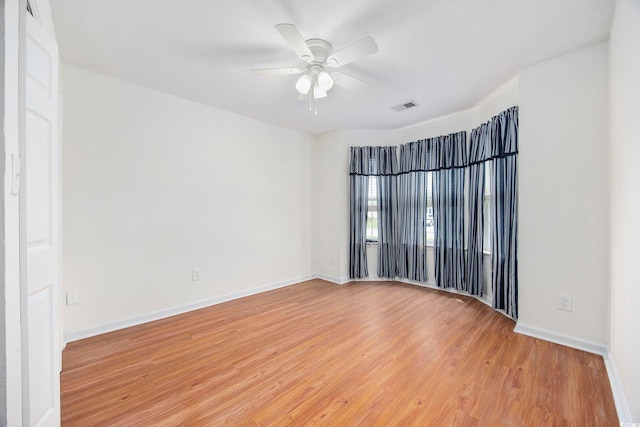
<box><xmin>310</xmin><ymin>131</ymin><xmax>345</xmax><ymax>282</ymax></box>
<box><xmin>519</xmin><ymin>43</ymin><xmax>610</xmax><ymax>344</ymax></box>
<box><xmin>610</xmin><ymin>0</ymin><xmax>640</xmax><ymax>420</ymax></box>
<box><xmin>61</xmin><ymin>64</ymin><xmax>312</xmax><ymax>336</ymax></box>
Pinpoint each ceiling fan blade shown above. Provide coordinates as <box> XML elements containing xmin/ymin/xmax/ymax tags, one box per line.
<box><xmin>331</xmin><ymin>72</ymin><xmax>369</xmax><ymax>91</ymax></box>
<box><xmin>326</xmin><ymin>36</ymin><xmax>378</xmax><ymax>67</ymax></box>
<box><xmin>275</xmin><ymin>23</ymin><xmax>314</xmax><ymax>61</ymax></box>
<box><xmin>251</xmin><ymin>67</ymin><xmax>303</xmax><ymax>76</ymax></box>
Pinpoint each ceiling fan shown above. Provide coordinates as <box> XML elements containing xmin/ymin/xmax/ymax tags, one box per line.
<box><xmin>252</xmin><ymin>24</ymin><xmax>378</xmax><ymax>109</ymax></box>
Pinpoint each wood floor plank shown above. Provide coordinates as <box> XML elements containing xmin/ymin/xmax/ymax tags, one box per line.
<box><xmin>60</xmin><ymin>279</ymin><xmax>618</xmax><ymax>426</ymax></box>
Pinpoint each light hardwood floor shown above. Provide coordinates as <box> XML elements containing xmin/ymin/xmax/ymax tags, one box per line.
<box><xmin>61</xmin><ymin>279</ymin><xmax>618</xmax><ymax>426</ymax></box>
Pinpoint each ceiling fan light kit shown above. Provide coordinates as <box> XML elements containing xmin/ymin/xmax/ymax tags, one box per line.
<box><xmin>295</xmin><ymin>73</ymin><xmax>313</xmax><ymax>94</ymax></box>
<box><xmin>317</xmin><ymin>70</ymin><xmax>334</xmax><ymax>91</ymax></box>
<box><xmin>251</xmin><ymin>23</ymin><xmax>378</xmax><ymax>113</ymax></box>
<box><xmin>295</xmin><ymin>64</ymin><xmax>334</xmax><ymax>97</ymax></box>
<box><xmin>313</xmin><ymin>85</ymin><xmax>327</xmax><ymax>99</ymax></box>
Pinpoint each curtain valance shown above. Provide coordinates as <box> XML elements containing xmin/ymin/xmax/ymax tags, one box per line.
<box><xmin>349</xmin><ymin>146</ymin><xmax>399</xmax><ymax>176</ymax></box>
<box><xmin>470</xmin><ymin>106</ymin><xmax>519</xmax><ymax>164</ymax></box>
<box><xmin>399</xmin><ymin>131</ymin><xmax>467</xmax><ymax>172</ymax></box>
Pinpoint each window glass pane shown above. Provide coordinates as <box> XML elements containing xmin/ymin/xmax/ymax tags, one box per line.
<box><xmin>366</xmin><ymin>176</ymin><xmax>378</xmax><ymax>241</ymax></box>
<box><xmin>484</xmin><ymin>162</ymin><xmax>491</xmax><ymax>252</ymax></box>
<box><xmin>484</xmin><ymin>198</ymin><xmax>491</xmax><ymax>251</ymax></box>
<box><xmin>426</xmin><ymin>172</ymin><xmax>434</xmax><ymax>243</ymax></box>
<box><xmin>485</xmin><ymin>162</ymin><xmax>491</xmax><ymax>196</ymax></box>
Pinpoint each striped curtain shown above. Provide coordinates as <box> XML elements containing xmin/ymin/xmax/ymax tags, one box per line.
<box><xmin>349</xmin><ymin>146</ymin><xmax>399</xmax><ymax>279</ymax></box>
<box><xmin>397</xmin><ymin>138</ymin><xmax>439</xmax><ymax>282</ymax></box>
<box><xmin>467</xmin><ymin>123</ymin><xmax>490</xmax><ymax>296</ymax></box>
<box><xmin>376</xmin><ymin>148</ymin><xmax>400</xmax><ymax>278</ymax></box>
<box><xmin>432</xmin><ymin>132</ymin><xmax>468</xmax><ymax>291</ymax></box>
<box><xmin>490</xmin><ymin>106</ymin><xmax>519</xmax><ymax>319</ymax></box>
<box><xmin>349</xmin><ymin>148</ymin><xmax>369</xmax><ymax>278</ymax></box>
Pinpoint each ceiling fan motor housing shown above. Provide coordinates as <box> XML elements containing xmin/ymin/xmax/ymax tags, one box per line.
<box><xmin>305</xmin><ymin>39</ymin><xmax>333</xmax><ymax>64</ymax></box>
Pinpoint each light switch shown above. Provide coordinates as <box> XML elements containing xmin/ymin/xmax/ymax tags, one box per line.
<box><xmin>66</xmin><ymin>290</ymin><xmax>80</xmax><ymax>305</ymax></box>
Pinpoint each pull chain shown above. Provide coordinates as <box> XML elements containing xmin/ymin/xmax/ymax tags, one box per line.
<box><xmin>308</xmin><ymin>92</ymin><xmax>319</xmax><ymax>115</ymax></box>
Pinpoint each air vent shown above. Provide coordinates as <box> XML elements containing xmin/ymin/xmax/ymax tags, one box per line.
<box><xmin>391</xmin><ymin>100</ymin><xmax>419</xmax><ymax>112</ymax></box>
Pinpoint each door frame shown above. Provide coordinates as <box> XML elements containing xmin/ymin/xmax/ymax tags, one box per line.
<box><xmin>21</xmin><ymin>0</ymin><xmax>31</xmax><ymax>423</ymax></box>
<box><xmin>1</xmin><ymin>0</ymin><xmax>28</xmax><ymax>425</ymax></box>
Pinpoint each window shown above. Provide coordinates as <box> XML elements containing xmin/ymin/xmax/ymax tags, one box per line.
<box><xmin>426</xmin><ymin>172</ymin><xmax>434</xmax><ymax>243</ymax></box>
<box><xmin>366</xmin><ymin>176</ymin><xmax>378</xmax><ymax>241</ymax></box>
<box><xmin>368</xmin><ymin>173</ymin><xmax>434</xmax><ymax>244</ymax></box>
<box><xmin>483</xmin><ymin>162</ymin><xmax>492</xmax><ymax>252</ymax></box>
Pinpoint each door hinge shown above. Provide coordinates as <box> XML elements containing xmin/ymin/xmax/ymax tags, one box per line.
<box><xmin>11</xmin><ymin>152</ymin><xmax>20</xmax><ymax>196</ymax></box>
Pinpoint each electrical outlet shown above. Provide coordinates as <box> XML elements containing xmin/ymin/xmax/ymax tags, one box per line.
<box><xmin>557</xmin><ymin>294</ymin><xmax>572</xmax><ymax>311</ymax></box>
<box><xmin>192</xmin><ymin>268</ymin><xmax>201</xmax><ymax>281</ymax></box>
<box><xmin>66</xmin><ymin>290</ymin><xmax>80</xmax><ymax>305</ymax></box>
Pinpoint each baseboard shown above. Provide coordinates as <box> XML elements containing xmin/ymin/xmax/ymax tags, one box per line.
<box><xmin>513</xmin><ymin>322</ymin><xmax>608</xmax><ymax>355</ymax></box>
<box><xmin>345</xmin><ymin>277</ymin><xmax>497</xmax><ymax>317</ymax></box>
<box><xmin>604</xmin><ymin>353</ymin><xmax>633</xmax><ymax>423</ymax></box>
<box><xmin>63</xmin><ymin>275</ymin><xmax>314</xmax><ymax>344</ymax></box>
<box><xmin>64</xmin><ymin>275</ymin><xmax>407</xmax><ymax>344</ymax></box>
<box><xmin>397</xmin><ymin>278</ymin><xmax>495</xmax><ymax>309</ymax></box>
<box><xmin>64</xmin><ymin>275</ymin><xmax>487</xmax><ymax>343</ymax></box>
<box><xmin>313</xmin><ymin>274</ymin><xmax>350</xmax><ymax>285</ymax></box>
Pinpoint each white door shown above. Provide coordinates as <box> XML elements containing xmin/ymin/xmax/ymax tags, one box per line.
<box><xmin>25</xmin><ymin>13</ymin><xmax>60</xmax><ymax>427</ymax></box>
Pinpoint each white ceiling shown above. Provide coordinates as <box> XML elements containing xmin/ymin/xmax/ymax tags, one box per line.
<box><xmin>51</xmin><ymin>0</ymin><xmax>615</xmax><ymax>135</ymax></box>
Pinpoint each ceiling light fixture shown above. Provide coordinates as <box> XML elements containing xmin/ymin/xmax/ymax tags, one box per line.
<box><xmin>295</xmin><ymin>73</ymin><xmax>313</xmax><ymax>94</ymax></box>
<box><xmin>296</xmin><ymin>65</ymin><xmax>334</xmax><ymax>96</ymax></box>
<box><xmin>295</xmin><ymin>65</ymin><xmax>334</xmax><ymax>115</ymax></box>
<box><xmin>313</xmin><ymin>84</ymin><xmax>327</xmax><ymax>99</ymax></box>
<box><xmin>317</xmin><ymin>70</ymin><xmax>334</xmax><ymax>91</ymax></box>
